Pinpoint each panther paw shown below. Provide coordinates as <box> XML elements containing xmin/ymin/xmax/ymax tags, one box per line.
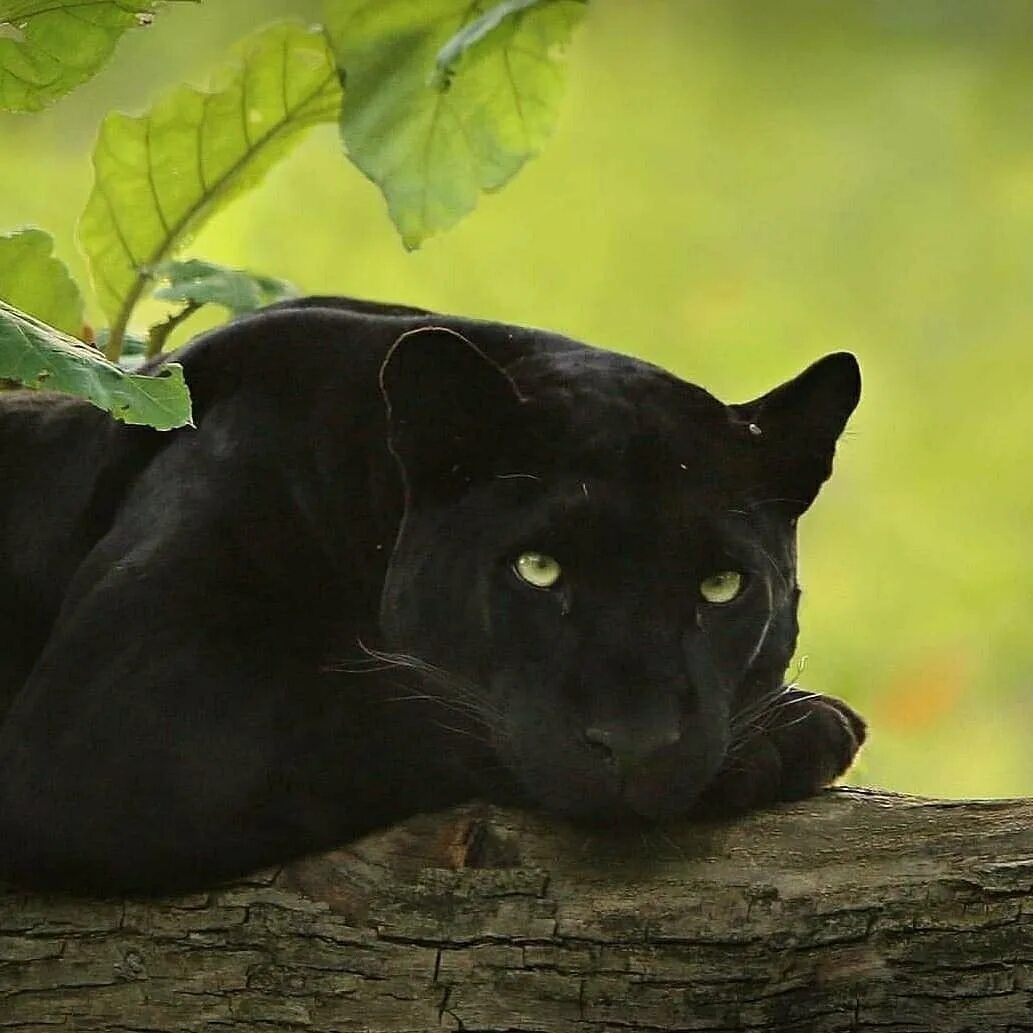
<box><xmin>694</xmin><ymin>690</ymin><xmax>866</xmax><ymax>816</ymax></box>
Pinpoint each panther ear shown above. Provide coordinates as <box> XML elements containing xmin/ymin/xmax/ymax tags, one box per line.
<box><xmin>733</xmin><ymin>352</ymin><xmax>861</xmax><ymax>517</ymax></box>
<box><xmin>379</xmin><ymin>325</ymin><xmax>527</xmax><ymax>497</ymax></box>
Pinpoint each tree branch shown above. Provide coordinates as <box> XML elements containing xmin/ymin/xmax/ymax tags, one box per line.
<box><xmin>2</xmin><ymin>788</ymin><xmax>1032</xmax><ymax>1031</ymax></box>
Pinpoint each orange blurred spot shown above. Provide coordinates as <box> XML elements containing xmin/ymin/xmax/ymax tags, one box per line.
<box><xmin>875</xmin><ymin>653</ymin><xmax>970</xmax><ymax>731</ymax></box>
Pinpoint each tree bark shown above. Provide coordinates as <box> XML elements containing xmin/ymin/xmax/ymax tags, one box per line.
<box><xmin>2</xmin><ymin>788</ymin><xmax>1032</xmax><ymax>1032</ymax></box>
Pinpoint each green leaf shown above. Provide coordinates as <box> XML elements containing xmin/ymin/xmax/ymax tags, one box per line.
<box><xmin>152</xmin><ymin>258</ymin><xmax>298</xmax><ymax>315</ymax></box>
<box><xmin>0</xmin><ymin>228</ymin><xmax>84</xmax><ymax>336</ymax></box>
<box><xmin>78</xmin><ymin>21</ymin><xmax>342</xmax><ymax>360</ymax></box>
<box><xmin>0</xmin><ymin>300</ymin><xmax>192</xmax><ymax>429</ymax></box>
<box><xmin>325</xmin><ymin>0</ymin><xmax>586</xmax><ymax>249</ymax></box>
<box><xmin>0</xmin><ymin>1</ymin><xmax>198</xmax><ymax>114</ymax></box>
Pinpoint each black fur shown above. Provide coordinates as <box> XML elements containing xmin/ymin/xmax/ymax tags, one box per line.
<box><xmin>0</xmin><ymin>298</ymin><xmax>864</xmax><ymax>893</ymax></box>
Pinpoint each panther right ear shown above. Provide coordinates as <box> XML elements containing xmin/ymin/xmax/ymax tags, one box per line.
<box><xmin>379</xmin><ymin>326</ymin><xmax>527</xmax><ymax>498</ymax></box>
<box><xmin>732</xmin><ymin>352</ymin><xmax>861</xmax><ymax>517</ymax></box>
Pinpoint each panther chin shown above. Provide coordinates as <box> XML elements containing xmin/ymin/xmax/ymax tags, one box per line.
<box><xmin>502</xmin><ymin>735</ymin><xmax>728</xmax><ymax>826</ymax></box>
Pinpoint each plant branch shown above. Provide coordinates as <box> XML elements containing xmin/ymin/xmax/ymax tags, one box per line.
<box><xmin>145</xmin><ymin>301</ymin><xmax>202</xmax><ymax>359</ymax></box>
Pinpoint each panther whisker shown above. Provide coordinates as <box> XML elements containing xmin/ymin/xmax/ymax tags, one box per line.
<box><xmin>725</xmin><ymin>685</ymin><xmax>809</xmax><ymax>756</ymax></box>
<box><xmin>348</xmin><ymin>643</ymin><xmax>509</xmax><ymax>730</ymax></box>
<box><xmin>768</xmin><ymin>710</ymin><xmax>819</xmax><ymax>733</ymax></box>
<box><xmin>728</xmin><ymin>683</ymin><xmax>795</xmax><ymax>734</ymax></box>
<box><xmin>381</xmin><ymin>692</ymin><xmax>496</xmax><ymax>724</ymax></box>
<box><xmin>431</xmin><ymin>720</ymin><xmax>495</xmax><ymax>748</ymax></box>
<box><xmin>725</xmin><ymin>686</ymin><xmax>831</xmax><ymax>759</ymax></box>
<box><xmin>771</xmin><ymin>691</ymin><xmax>823</xmax><ymax>710</ymax></box>
<box><xmin>752</xmin><ymin>540</ymin><xmax>792</xmax><ymax>597</ymax></box>
<box><xmin>742</xmin><ymin>496</ymin><xmax>811</xmax><ymax>511</ymax></box>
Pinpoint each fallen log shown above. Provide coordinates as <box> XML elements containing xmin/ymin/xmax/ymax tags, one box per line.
<box><xmin>2</xmin><ymin>788</ymin><xmax>1032</xmax><ymax>1032</ymax></box>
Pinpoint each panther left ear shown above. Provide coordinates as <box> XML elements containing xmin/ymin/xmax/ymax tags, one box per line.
<box><xmin>732</xmin><ymin>352</ymin><xmax>861</xmax><ymax>517</ymax></box>
<box><xmin>379</xmin><ymin>325</ymin><xmax>527</xmax><ymax>498</ymax></box>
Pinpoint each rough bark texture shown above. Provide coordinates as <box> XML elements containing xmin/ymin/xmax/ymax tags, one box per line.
<box><xmin>2</xmin><ymin>788</ymin><xmax>1033</xmax><ymax>1032</ymax></box>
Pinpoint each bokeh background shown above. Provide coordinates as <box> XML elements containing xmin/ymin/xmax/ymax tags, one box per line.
<box><xmin>2</xmin><ymin>0</ymin><xmax>1031</xmax><ymax>798</ymax></box>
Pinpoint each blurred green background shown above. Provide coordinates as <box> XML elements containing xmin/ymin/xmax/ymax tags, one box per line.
<box><xmin>2</xmin><ymin>0</ymin><xmax>1031</xmax><ymax>799</ymax></box>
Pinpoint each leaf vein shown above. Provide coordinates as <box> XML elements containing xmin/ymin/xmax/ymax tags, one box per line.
<box><xmin>144</xmin><ymin>117</ymin><xmax>171</xmax><ymax>239</ymax></box>
<box><xmin>280</xmin><ymin>35</ymin><xmax>289</xmax><ymax>118</ymax></box>
<box><xmin>96</xmin><ymin>176</ymin><xmax>139</xmax><ymax>269</ymax></box>
<box><xmin>145</xmin><ymin>67</ymin><xmax>337</xmax><ymax>268</ymax></box>
<box><xmin>4</xmin><ymin>2</ymin><xmax>147</xmax><ymax>20</ymax></box>
<box><xmin>239</xmin><ymin>45</ymin><xmax>252</xmax><ymax>148</ymax></box>
<box><xmin>501</xmin><ymin>38</ymin><xmax>529</xmax><ymax>152</ymax></box>
<box><xmin>109</xmin><ymin>66</ymin><xmax>338</xmax><ymax>345</ymax></box>
<box><xmin>195</xmin><ymin>88</ymin><xmax>211</xmax><ymax>193</ymax></box>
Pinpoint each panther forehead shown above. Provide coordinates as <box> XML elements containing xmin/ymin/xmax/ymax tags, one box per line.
<box><xmin>507</xmin><ymin>347</ymin><xmax>721</xmax><ymax>413</ymax></box>
<box><xmin>503</xmin><ymin>348</ymin><xmax>747</xmax><ymax>484</ymax></box>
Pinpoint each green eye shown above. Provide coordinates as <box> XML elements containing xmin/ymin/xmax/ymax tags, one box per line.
<box><xmin>699</xmin><ymin>571</ymin><xmax>744</xmax><ymax>604</ymax></box>
<box><xmin>514</xmin><ymin>552</ymin><xmax>562</xmax><ymax>589</ymax></box>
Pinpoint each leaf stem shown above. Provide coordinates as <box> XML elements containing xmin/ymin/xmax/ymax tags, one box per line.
<box><xmin>145</xmin><ymin>301</ymin><xmax>202</xmax><ymax>359</ymax></box>
<box><xmin>104</xmin><ymin>272</ymin><xmax>149</xmax><ymax>361</ymax></box>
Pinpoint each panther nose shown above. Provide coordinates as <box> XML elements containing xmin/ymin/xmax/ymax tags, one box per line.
<box><xmin>583</xmin><ymin>725</ymin><xmax>681</xmax><ymax>774</ymax></box>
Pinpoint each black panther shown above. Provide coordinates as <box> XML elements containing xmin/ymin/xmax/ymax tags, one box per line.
<box><xmin>0</xmin><ymin>297</ymin><xmax>864</xmax><ymax>894</ymax></box>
